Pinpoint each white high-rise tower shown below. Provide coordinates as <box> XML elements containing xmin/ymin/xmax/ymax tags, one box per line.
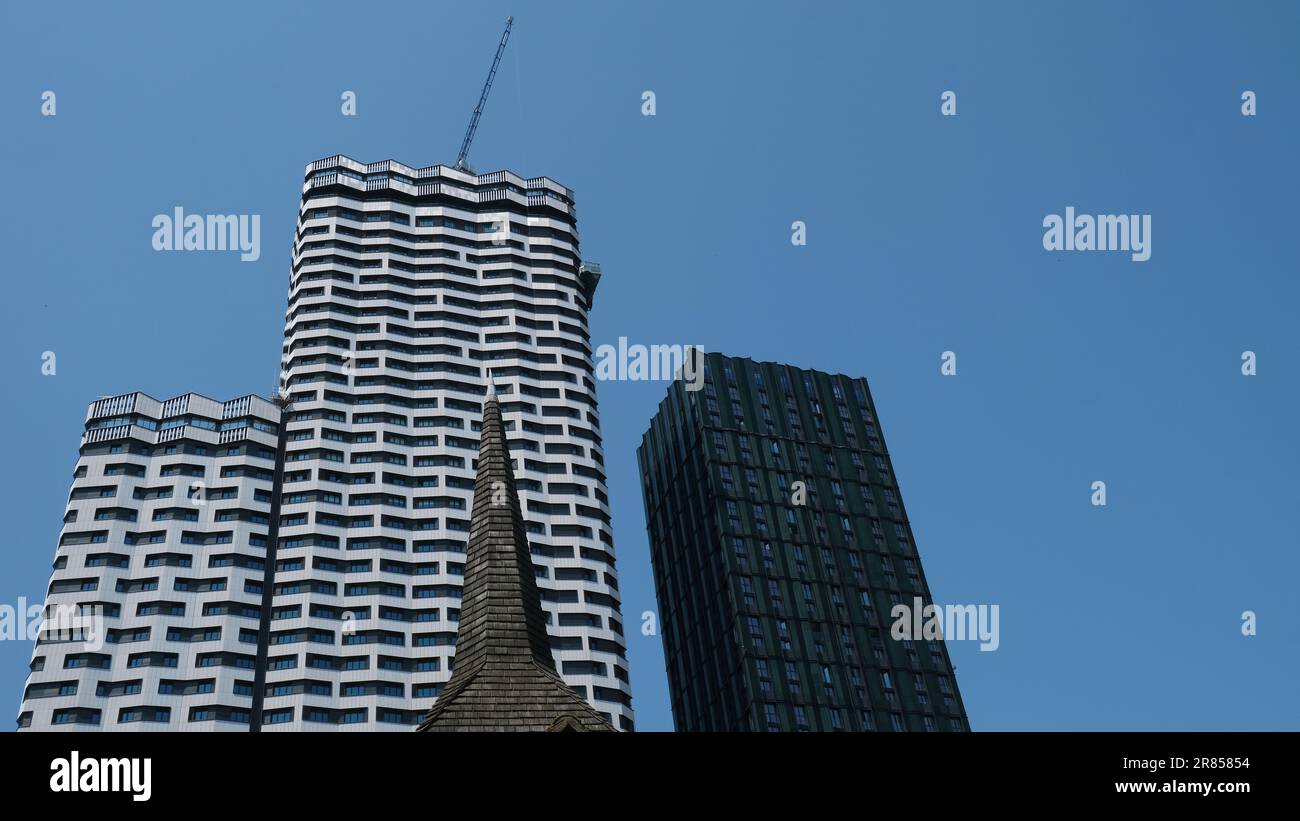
<box><xmin>266</xmin><ymin>156</ymin><xmax>631</xmax><ymax>730</ymax></box>
<box><xmin>16</xmin><ymin>155</ymin><xmax>634</xmax><ymax>731</ymax></box>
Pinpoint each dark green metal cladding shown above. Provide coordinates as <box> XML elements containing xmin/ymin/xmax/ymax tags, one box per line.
<box><xmin>638</xmin><ymin>353</ymin><xmax>971</xmax><ymax>732</ymax></box>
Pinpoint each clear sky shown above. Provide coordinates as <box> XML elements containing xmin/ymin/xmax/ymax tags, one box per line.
<box><xmin>1</xmin><ymin>1</ymin><xmax>1297</xmax><ymax>731</ymax></box>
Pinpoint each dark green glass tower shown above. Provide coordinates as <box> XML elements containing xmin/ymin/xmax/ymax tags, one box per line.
<box><xmin>637</xmin><ymin>353</ymin><xmax>970</xmax><ymax>732</ymax></box>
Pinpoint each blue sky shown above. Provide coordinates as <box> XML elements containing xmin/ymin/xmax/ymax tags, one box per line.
<box><xmin>1</xmin><ymin>0</ymin><xmax>1297</xmax><ymax>731</ymax></box>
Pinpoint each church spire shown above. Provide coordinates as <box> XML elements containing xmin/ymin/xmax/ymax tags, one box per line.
<box><xmin>417</xmin><ymin>387</ymin><xmax>613</xmax><ymax>731</ymax></box>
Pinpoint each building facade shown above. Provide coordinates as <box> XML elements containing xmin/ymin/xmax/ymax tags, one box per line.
<box><xmin>17</xmin><ymin>392</ymin><xmax>282</xmax><ymax>730</ymax></box>
<box><xmin>268</xmin><ymin>156</ymin><xmax>630</xmax><ymax>730</ymax></box>
<box><xmin>17</xmin><ymin>155</ymin><xmax>633</xmax><ymax>731</ymax></box>
<box><xmin>638</xmin><ymin>353</ymin><xmax>970</xmax><ymax>732</ymax></box>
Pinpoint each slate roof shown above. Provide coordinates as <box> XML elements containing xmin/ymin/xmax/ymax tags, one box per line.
<box><xmin>417</xmin><ymin>386</ymin><xmax>613</xmax><ymax>732</ymax></box>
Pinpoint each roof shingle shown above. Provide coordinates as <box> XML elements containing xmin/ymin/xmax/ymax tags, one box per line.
<box><xmin>417</xmin><ymin>388</ymin><xmax>613</xmax><ymax>732</ymax></box>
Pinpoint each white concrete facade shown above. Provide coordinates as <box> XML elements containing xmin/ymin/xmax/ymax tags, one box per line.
<box><xmin>18</xmin><ymin>392</ymin><xmax>282</xmax><ymax>731</ymax></box>
<box><xmin>17</xmin><ymin>156</ymin><xmax>633</xmax><ymax>731</ymax></box>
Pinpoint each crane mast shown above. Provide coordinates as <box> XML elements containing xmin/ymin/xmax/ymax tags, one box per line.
<box><xmin>455</xmin><ymin>16</ymin><xmax>513</xmax><ymax>172</ymax></box>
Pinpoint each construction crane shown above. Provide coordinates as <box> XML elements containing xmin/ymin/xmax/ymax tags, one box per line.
<box><xmin>454</xmin><ymin>16</ymin><xmax>513</xmax><ymax>173</ymax></box>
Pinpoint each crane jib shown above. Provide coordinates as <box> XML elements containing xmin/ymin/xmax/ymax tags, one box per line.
<box><xmin>456</xmin><ymin>16</ymin><xmax>514</xmax><ymax>170</ymax></box>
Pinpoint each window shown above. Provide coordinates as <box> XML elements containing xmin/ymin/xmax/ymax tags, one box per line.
<box><xmin>733</xmin><ymin>538</ymin><xmax>749</xmax><ymax>570</ymax></box>
<box><xmin>756</xmin><ymin>659</ymin><xmax>773</xmax><ymax>697</ymax></box>
<box><xmin>726</xmin><ymin>500</ymin><xmax>741</xmax><ymax>532</ymax></box>
<box><xmin>739</xmin><ymin>576</ymin><xmax>755</xmax><ymax>608</ymax></box>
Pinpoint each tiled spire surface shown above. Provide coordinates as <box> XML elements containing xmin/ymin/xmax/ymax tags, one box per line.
<box><xmin>418</xmin><ymin>389</ymin><xmax>612</xmax><ymax>732</ymax></box>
